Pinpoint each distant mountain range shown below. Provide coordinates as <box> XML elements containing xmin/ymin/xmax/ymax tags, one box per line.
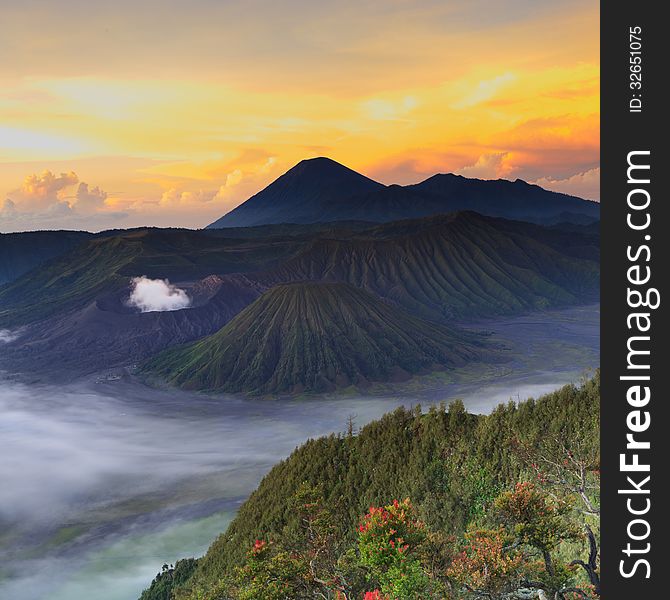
<box><xmin>208</xmin><ymin>157</ymin><xmax>599</xmax><ymax>229</ymax></box>
<box><xmin>0</xmin><ymin>212</ymin><xmax>599</xmax><ymax>390</ymax></box>
<box><xmin>0</xmin><ymin>230</ymin><xmax>92</xmax><ymax>286</ymax></box>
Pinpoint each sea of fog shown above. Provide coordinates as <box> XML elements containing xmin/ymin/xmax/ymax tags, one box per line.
<box><xmin>0</xmin><ymin>305</ymin><xmax>599</xmax><ymax>600</ymax></box>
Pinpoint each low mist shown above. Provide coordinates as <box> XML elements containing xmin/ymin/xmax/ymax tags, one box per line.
<box><xmin>126</xmin><ymin>276</ymin><xmax>191</xmax><ymax>312</ymax></box>
<box><xmin>0</xmin><ymin>380</ymin><xmax>407</xmax><ymax>600</ymax></box>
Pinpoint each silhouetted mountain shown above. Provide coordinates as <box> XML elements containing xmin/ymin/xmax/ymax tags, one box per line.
<box><xmin>208</xmin><ymin>157</ymin><xmax>384</xmax><ymax>228</ymax></box>
<box><xmin>142</xmin><ymin>282</ymin><xmax>490</xmax><ymax>395</ymax></box>
<box><xmin>405</xmin><ymin>174</ymin><xmax>599</xmax><ymax>224</ymax></box>
<box><xmin>207</xmin><ymin>158</ymin><xmax>599</xmax><ymax>228</ymax></box>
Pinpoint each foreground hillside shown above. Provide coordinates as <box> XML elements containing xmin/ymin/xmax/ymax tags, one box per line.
<box><xmin>142</xmin><ymin>282</ymin><xmax>493</xmax><ymax>394</ymax></box>
<box><xmin>140</xmin><ymin>373</ymin><xmax>600</xmax><ymax>599</ymax></box>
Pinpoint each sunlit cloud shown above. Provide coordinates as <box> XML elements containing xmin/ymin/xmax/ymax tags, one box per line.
<box><xmin>362</xmin><ymin>96</ymin><xmax>418</xmax><ymax>121</ymax></box>
<box><xmin>0</xmin><ymin>169</ymin><xmax>128</xmax><ymax>232</ymax></box>
<box><xmin>533</xmin><ymin>168</ymin><xmax>600</xmax><ymax>201</ymax></box>
<box><xmin>458</xmin><ymin>152</ymin><xmax>511</xmax><ymax>179</ymax></box>
<box><xmin>453</xmin><ymin>73</ymin><xmax>517</xmax><ymax>109</ymax></box>
<box><xmin>160</xmin><ymin>188</ymin><xmax>217</xmax><ymax>207</ymax></box>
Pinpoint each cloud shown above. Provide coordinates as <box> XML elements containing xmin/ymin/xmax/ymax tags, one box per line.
<box><xmin>1</xmin><ymin>170</ymin><xmax>126</xmax><ymax>232</ymax></box>
<box><xmin>125</xmin><ymin>276</ymin><xmax>191</xmax><ymax>313</ymax></box>
<box><xmin>224</xmin><ymin>169</ymin><xmax>243</xmax><ymax>187</ymax></box>
<box><xmin>15</xmin><ymin>170</ymin><xmax>78</xmax><ymax>212</ymax></box>
<box><xmin>362</xmin><ymin>96</ymin><xmax>418</xmax><ymax>121</ymax></box>
<box><xmin>453</xmin><ymin>73</ymin><xmax>516</xmax><ymax>108</ymax></box>
<box><xmin>533</xmin><ymin>167</ymin><xmax>600</xmax><ymax>201</ymax></box>
<box><xmin>1</xmin><ymin>198</ymin><xmax>18</xmax><ymax>218</ymax></box>
<box><xmin>457</xmin><ymin>152</ymin><xmax>511</xmax><ymax>179</ymax></box>
<box><xmin>159</xmin><ymin>188</ymin><xmax>217</xmax><ymax>207</ymax></box>
<box><xmin>74</xmin><ymin>182</ymin><xmax>108</xmax><ymax>211</ymax></box>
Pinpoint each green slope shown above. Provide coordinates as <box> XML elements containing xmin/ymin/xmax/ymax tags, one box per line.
<box><xmin>142</xmin><ymin>282</ymin><xmax>491</xmax><ymax>395</ymax></box>
<box><xmin>0</xmin><ymin>213</ymin><xmax>598</xmax><ymax>330</ymax></box>
<box><xmin>0</xmin><ymin>228</ymin><xmax>304</xmax><ymax>328</ymax></box>
<box><xmin>262</xmin><ymin>212</ymin><xmax>599</xmax><ymax>321</ymax></box>
<box><xmin>0</xmin><ymin>234</ymin><xmax>141</xmax><ymax>326</ymax></box>
<box><xmin>140</xmin><ymin>373</ymin><xmax>599</xmax><ymax>600</ymax></box>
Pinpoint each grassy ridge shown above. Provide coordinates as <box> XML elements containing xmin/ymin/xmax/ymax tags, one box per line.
<box><xmin>142</xmin><ymin>282</ymin><xmax>492</xmax><ymax>395</ymax></box>
<box><xmin>0</xmin><ymin>228</ymin><xmax>302</xmax><ymax>328</ymax></box>
<box><xmin>263</xmin><ymin>212</ymin><xmax>599</xmax><ymax>321</ymax></box>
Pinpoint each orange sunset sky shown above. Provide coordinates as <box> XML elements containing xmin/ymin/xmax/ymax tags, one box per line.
<box><xmin>0</xmin><ymin>0</ymin><xmax>599</xmax><ymax>233</ymax></box>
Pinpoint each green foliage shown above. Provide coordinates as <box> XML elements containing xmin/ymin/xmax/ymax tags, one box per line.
<box><xmin>231</xmin><ymin>541</ymin><xmax>311</xmax><ymax>600</ymax></box>
<box><xmin>494</xmin><ymin>482</ymin><xmax>579</xmax><ymax>556</ymax></box>
<box><xmin>447</xmin><ymin>527</ymin><xmax>525</xmax><ymax>598</ymax></box>
<box><xmin>493</xmin><ymin>482</ymin><xmax>579</xmax><ymax>591</ymax></box>
<box><xmin>139</xmin><ymin>374</ymin><xmax>599</xmax><ymax>600</ymax></box>
<box><xmin>140</xmin><ymin>559</ymin><xmax>198</xmax><ymax>600</ymax></box>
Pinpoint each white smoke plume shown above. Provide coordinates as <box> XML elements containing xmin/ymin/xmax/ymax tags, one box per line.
<box><xmin>0</xmin><ymin>329</ymin><xmax>19</xmax><ymax>343</ymax></box>
<box><xmin>126</xmin><ymin>276</ymin><xmax>191</xmax><ymax>313</ymax></box>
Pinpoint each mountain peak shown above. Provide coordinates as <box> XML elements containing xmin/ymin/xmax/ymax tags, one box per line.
<box><xmin>207</xmin><ymin>158</ymin><xmax>383</xmax><ymax>228</ymax></box>
<box><xmin>283</xmin><ymin>156</ymin><xmax>378</xmax><ymax>183</ymax></box>
<box><xmin>142</xmin><ymin>281</ymin><xmax>487</xmax><ymax>395</ymax></box>
<box><xmin>207</xmin><ymin>157</ymin><xmax>600</xmax><ymax>229</ymax></box>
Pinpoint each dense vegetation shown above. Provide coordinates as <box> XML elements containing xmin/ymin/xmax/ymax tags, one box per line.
<box><xmin>140</xmin><ymin>373</ymin><xmax>600</xmax><ymax>599</ymax></box>
<box><xmin>142</xmin><ymin>282</ymin><xmax>493</xmax><ymax>394</ymax></box>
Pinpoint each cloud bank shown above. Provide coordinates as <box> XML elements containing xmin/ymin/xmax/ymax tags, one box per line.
<box><xmin>1</xmin><ymin>169</ymin><xmax>128</xmax><ymax>232</ymax></box>
<box><xmin>533</xmin><ymin>168</ymin><xmax>600</xmax><ymax>201</ymax></box>
<box><xmin>126</xmin><ymin>276</ymin><xmax>191</xmax><ymax>312</ymax></box>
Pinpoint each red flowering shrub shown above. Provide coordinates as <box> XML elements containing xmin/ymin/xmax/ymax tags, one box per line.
<box><xmin>357</xmin><ymin>499</ymin><xmax>429</xmax><ymax>599</ymax></box>
<box><xmin>363</xmin><ymin>590</ymin><xmax>388</xmax><ymax>600</ymax></box>
<box><xmin>358</xmin><ymin>499</ymin><xmax>424</xmax><ymax>568</ymax></box>
<box><xmin>231</xmin><ymin>539</ymin><xmax>310</xmax><ymax>600</ymax></box>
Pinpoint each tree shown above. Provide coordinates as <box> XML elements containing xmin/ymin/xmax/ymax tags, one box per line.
<box><xmin>447</xmin><ymin>527</ymin><xmax>524</xmax><ymax>599</ymax></box>
<box><xmin>229</xmin><ymin>539</ymin><xmax>312</xmax><ymax>600</ymax></box>
<box><xmin>493</xmin><ymin>482</ymin><xmax>582</xmax><ymax>597</ymax></box>
<box><xmin>512</xmin><ymin>429</ymin><xmax>600</xmax><ymax>595</ymax></box>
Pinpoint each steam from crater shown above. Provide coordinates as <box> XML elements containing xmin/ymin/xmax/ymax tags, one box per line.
<box><xmin>126</xmin><ymin>276</ymin><xmax>191</xmax><ymax>313</ymax></box>
<box><xmin>0</xmin><ymin>329</ymin><xmax>19</xmax><ymax>343</ymax></box>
